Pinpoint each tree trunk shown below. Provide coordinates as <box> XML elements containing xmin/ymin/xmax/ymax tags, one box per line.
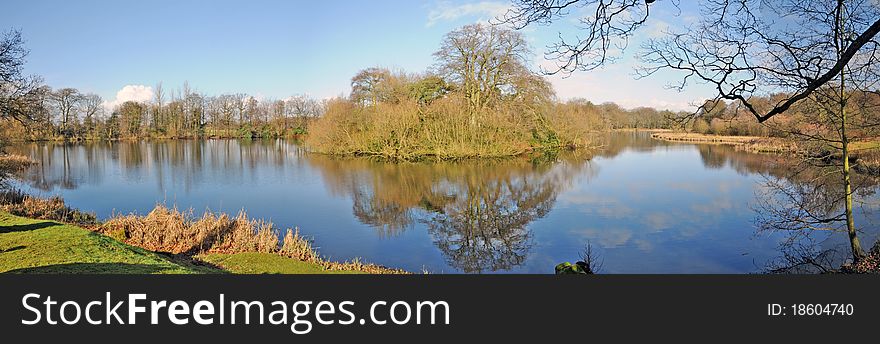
<box><xmin>840</xmin><ymin>78</ymin><xmax>865</xmax><ymax>263</ymax></box>
<box><xmin>837</xmin><ymin>2</ymin><xmax>866</xmax><ymax>263</ymax></box>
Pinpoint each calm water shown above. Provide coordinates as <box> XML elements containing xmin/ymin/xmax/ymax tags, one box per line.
<box><xmin>7</xmin><ymin>132</ymin><xmax>879</xmax><ymax>273</ymax></box>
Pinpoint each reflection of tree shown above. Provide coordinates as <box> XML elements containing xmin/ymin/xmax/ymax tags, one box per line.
<box><xmin>307</xmin><ymin>152</ymin><xmax>593</xmax><ymax>272</ymax></box>
<box><xmin>424</xmin><ymin>177</ymin><xmax>556</xmax><ymax>273</ymax></box>
<box><xmin>351</xmin><ymin>187</ymin><xmax>415</xmax><ymax>237</ymax></box>
<box><xmin>687</xmin><ymin>138</ymin><xmax>880</xmax><ymax>271</ymax></box>
<box><xmin>695</xmin><ymin>144</ymin><xmax>791</xmax><ymax>176</ymax></box>
<box><xmin>593</xmin><ymin>131</ymin><xmax>678</xmax><ymax>158</ymax></box>
<box><xmin>697</xmin><ymin>146</ymin><xmax>729</xmax><ymax>170</ymax></box>
<box><xmin>8</xmin><ymin>143</ymin><xmax>93</xmax><ymax>191</ymax></box>
<box><xmin>754</xmin><ymin>160</ymin><xmax>880</xmax><ymax>271</ymax></box>
<box><xmin>7</xmin><ymin>139</ymin><xmax>299</xmax><ymax>193</ymax></box>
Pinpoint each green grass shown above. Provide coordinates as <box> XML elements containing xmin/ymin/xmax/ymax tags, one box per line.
<box><xmin>196</xmin><ymin>252</ymin><xmax>363</xmax><ymax>274</ymax></box>
<box><xmin>0</xmin><ymin>211</ymin><xmax>216</xmax><ymax>274</ymax></box>
<box><xmin>850</xmin><ymin>140</ymin><xmax>880</xmax><ymax>151</ymax></box>
<box><xmin>0</xmin><ymin>211</ymin><xmax>352</xmax><ymax>274</ymax></box>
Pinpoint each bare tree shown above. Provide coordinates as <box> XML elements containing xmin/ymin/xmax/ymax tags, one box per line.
<box><xmin>152</xmin><ymin>82</ymin><xmax>164</xmax><ymax>133</ymax></box>
<box><xmin>503</xmin><ymin>0</ymin><xmax>880</xmax><ymax>124</ymax></box>
<box><xmin>500</xmin><ymin>0</ymin><xmax>677</xmax><ymax>73</ymax></box>
<box><xmin>433</xmin><ymin>24</ymin><xmax>532</xmax><ymax>113</ymax></box>
<box><xmin>50</xmin><ymin>88</ymin><xmax>83</xmax><ymax>136</ymax></box>
<box><xmin>640</xmin><ymin>1</ymin><xmax>880</xmax><ymax>262</ymax></box>
<box><xmin>80</xmin><ymin>93</ymin><xmax>103</xmax><ymax>138</ymax></box>
<box><xmin>350</xmin><ymin>67</ymin><xmax>392</xmax><ymax>105</ymax></box>
<box><xmin>0</xmin><ymin>29</ymin><xmax>45</xmax><ymax>127</ymax></box>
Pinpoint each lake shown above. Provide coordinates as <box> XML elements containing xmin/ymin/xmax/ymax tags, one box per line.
<box><xmin>7</xmin><ymin>131</ymin><xmax>879</xmax><ymax>273</ymax></box>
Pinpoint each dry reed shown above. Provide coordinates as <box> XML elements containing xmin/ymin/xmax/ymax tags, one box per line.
<box><xmin>0</xmin><ymin>189</ymin><xmax>97</xmax><ymax>226</ymax></box>
<box><xmin>101</xmin><ymin>204</ymin><xmax>407</xmax><ymax>274</ymax></box>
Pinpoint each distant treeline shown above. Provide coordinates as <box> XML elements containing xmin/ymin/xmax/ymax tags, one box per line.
<box><xmin>688</xmin><ymin>92</ymin><xmax>880</xmax><ymax>139</ymax></box>
<box><xmin>1</xmin><ymin>84</ymin><xmax>325</xmax><ymax>141</ymax></box>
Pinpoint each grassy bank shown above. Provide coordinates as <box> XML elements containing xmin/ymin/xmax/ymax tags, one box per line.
<box><xmin>0</xmin><ymin>210</ymin><xmax>390</xmax><ymax>274</ymax></box>
<box><xmin>0</xmin><ymin>194</ymin><xmax>406</xmax><ymax>274</ymax></box>
<box><xmin>100</xmin><ymin>205</ymin><xmax>406</xmax><ymax>274</ymax></box>
<box><xmin>196</xmin><ymin>252</ymin><xmax>362</xmax><ymax>274</ymax></box>
<box><xmin>0</xmin><ymin>211</ymin><xmax>219</xmax><ymax>273</ymax></box>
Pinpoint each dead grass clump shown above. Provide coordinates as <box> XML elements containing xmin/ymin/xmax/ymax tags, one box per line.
<box><xmin>101</xmin><ymin>204</ymin><xmax>407</xmax><ymax>273</ymax></box>
<box><xmin>102</xmin><ymin>205</ymin><xmax>281</xmax><ymax>255</ymax></box>
<box><xmin>281</xmin><ymin>227</ymin><xmax>320</xmax><ymax>262</ymax></box>
<box><xmin>0</xmin><ymin>192</ymin><xmax>97</xmax><ymax>226</ymax></box>
<box><xmin>319</xmin><ymin>258</ymin><xmax>409</xmax><ymax>274</ymax></box>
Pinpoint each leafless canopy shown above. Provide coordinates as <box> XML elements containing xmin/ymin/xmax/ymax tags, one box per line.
<box><xmin>501</xmin><ymin>1</ymin><xmax>880</xmax><ymax>124</ymax></box>
<box><xmin>499</xmin><ymin>0</ymin><xmax>677</xmax><ymax>73</ymax></box>
<box><xmin>639</xmin><ymin>0</ymin><xmax>880</xmax><ymax>123</ymax></box>
<box><xmin>433</xmin><ymin>24</ymin><xmax>533</xmax><ymax>109</ymax></box>
<box><xmin>0</xmin><ymin>29</ymin><xmax>45</xmax><ymax>124</ymax></box>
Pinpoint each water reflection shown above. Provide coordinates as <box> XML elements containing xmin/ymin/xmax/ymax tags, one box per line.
<box><xmin>303</xmin><ymin>153</ymin><xmax>595</xmax><ymax>272</ymax></box>
<box><xmin>6</xmin><ymin>132</ymin><xmax>879</xmax><ymax>273</ymax></box>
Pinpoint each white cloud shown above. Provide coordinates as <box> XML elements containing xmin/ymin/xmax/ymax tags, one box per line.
<box><xmin>426</xmin><ymin>1</ymin><xmax>510</xmax><ymax>27</ymax></box>
<box><xmin>646</xmin><ymin>20</ymin><xmax>670</xmax><ymax>38</ymax></box>
<box><xmin>537</xmin><ymin>56</ymin><xmax>705</xmax><ymax>112</ymax></box>
<box><xmin>103</xmin><ymin>85</ymin><xmax>154</xmax><ymax>110</ymax></box>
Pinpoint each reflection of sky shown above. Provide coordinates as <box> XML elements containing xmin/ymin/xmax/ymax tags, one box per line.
<box><xmin>8</xmin><ymin>137</ymin><xmax>879</xmax><ymax>273</ymax></box>
<box><xmin>529</xmin><ymin>146</ymin><xmax>771</xmax><ymax>273</ymax></box>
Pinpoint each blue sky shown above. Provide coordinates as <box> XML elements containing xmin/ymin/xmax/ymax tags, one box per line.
<box><xmin>2</xmin><ymin>0</ymin><xmax>712</xmax><ymax>111</ymax></box>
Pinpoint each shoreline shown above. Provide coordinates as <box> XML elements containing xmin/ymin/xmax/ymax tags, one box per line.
<box><xmin>651</xmin><ymin>132</ymin><xmax>798</xmax><ymax>153</ymax></box>
<box><xmin>651</xmin><ymin>132</ymin><xmax>880</xmax><ymax>173</ymax></box>
<box><xmin>0</xmin><ymin>193</ymin><xmax>407</xmax><ymax>274</ymax></box>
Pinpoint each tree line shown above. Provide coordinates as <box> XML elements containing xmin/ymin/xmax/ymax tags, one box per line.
<box><xmin>1</xmin><ymin>82</ymin><xmax>325</xmax><ymax>141</ymax></box>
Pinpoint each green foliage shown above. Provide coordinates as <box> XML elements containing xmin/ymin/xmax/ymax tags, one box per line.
<box><xmin>408</xmin><ymin>76</ymin><xmax>450</xmax><ymax>105</ymax></box>
<box><xmin>554</xmin><ymin>261</ymin><xmax>591</xmax><ymax>274</ymax></box>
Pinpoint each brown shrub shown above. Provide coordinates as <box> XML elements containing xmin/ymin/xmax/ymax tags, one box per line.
<box><xmin>305</xmin><ymin>95</ymin><xmax>592</xmax><ymax>161</ymax></box>
<box><xmin>281</xmin><ymin>227</ymin><xmax>319</xmax><ymax>262</ymax></box>
<box><xmin>0</xmin><ymin>191</ymin><xmax>97</xmax><ymax>226</ymax></box>
<box><xmin>101</xmin><ymin>204</ymin><xmax>407</xmax><ymax>274</ymax></box>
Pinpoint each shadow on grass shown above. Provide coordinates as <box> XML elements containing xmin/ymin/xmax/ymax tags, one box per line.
<box><xmin>3</xmin><ymin>262</ymin><xmax>173</xmax><ymax>274</ymax></box>
<box><xmin>0</xmin><ymin>221</ymin><xmax>58</xmax><ymax>234</ymax></box>
<box><xmin>0</xmin><ymin>245</ymin><xmax>25</xmax><ymax>253</ymax></box>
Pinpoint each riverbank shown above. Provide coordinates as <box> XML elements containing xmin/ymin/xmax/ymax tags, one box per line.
<box><xmin>0</xmin><ymin>211</ymin><xmax>218</xmax><ymax>273</ymax></box>
<box><xmin>0</xmin><ymin>195</ymin><xmax>406</xmax><ymax>274</ymax></box>
<box><xmin>650</xmin><ymin>132</ymin><xmax>796</xmax><ymax>153</ymax></box>
<box><xmin>0</xmin><ymin>211</ymin><xmax>395</xmax><ymax>274</ymax></box>
<box><xmin>651</xmin><ymin>132</ymin><xmax>880</xmax><ymax>174</ymax></box>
